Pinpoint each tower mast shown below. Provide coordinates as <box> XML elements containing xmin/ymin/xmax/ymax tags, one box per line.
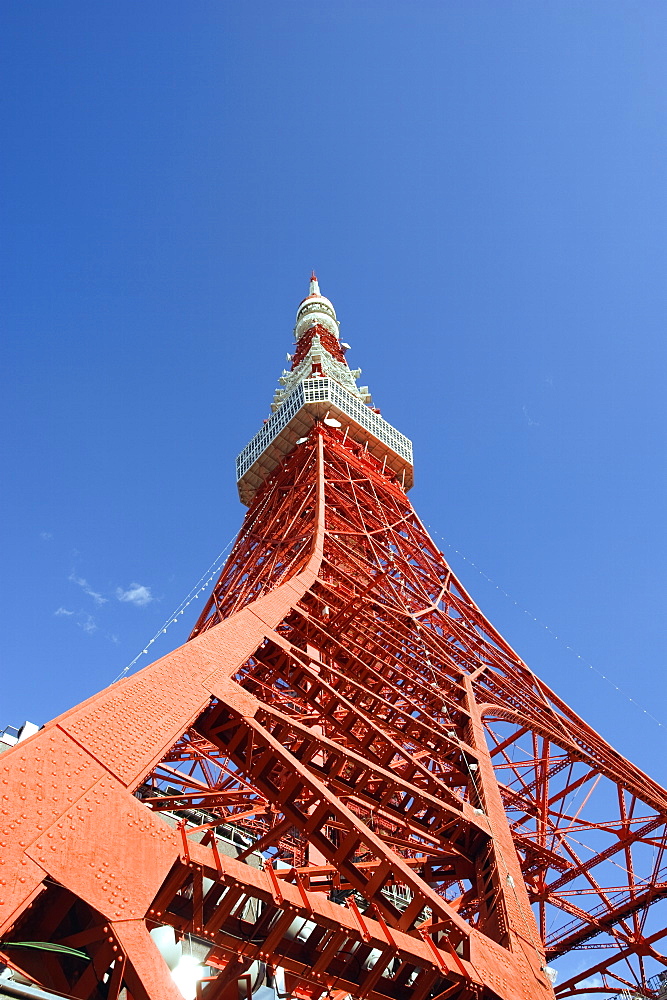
<box><xmin>0</xmin><ymin>279</ymin><xmax>665</xmax><ymax>1000</ymax></box>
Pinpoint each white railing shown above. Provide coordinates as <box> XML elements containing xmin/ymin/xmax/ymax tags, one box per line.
<box><xmin>236</xmin><ymin>378</ymin><xmax>412</xmax><ymax>481</ymax></box>
<box><xmin>236</xmin><ymin>383</ymin><xmax>306</xmax><ymax>480</ymax></box>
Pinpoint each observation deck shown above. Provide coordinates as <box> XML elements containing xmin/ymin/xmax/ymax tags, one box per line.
<box><xmin>236</xmin><ymin>276</ymin><xmax>414</xmax><ymax>505</ymax></box>
<box><xmin>237</xmin><ymin>375</ymin><xmax>413</xmax><ymax>505</ymax></box>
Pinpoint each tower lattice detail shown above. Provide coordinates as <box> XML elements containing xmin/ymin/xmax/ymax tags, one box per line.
<box><xmin>1</xmin><ymin>278</ymin><xmax>665</xmax><ymax>1000</ymax></box>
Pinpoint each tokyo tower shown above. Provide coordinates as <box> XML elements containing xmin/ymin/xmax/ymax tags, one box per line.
<box><xmin>1</xmin><ymin>277</ymin><xmax>666</xmax><ymax>1000</ymax></box>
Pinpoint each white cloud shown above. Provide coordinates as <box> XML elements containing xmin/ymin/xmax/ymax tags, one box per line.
<box><xmin>40</xmin><ymin>531</ymin><xmax>53</xmax><ymax>541</ymax></box>
<box><xmin>78</xmin><ymin>614</ymin><xmax>98</xmax><ymax>635</ymax></box>
<box><xmin>54</xmin><ymin>608</ymin><xmax>98</xmax><ymax>635</ymax></box>
<box><xmin>69</xmin><ymin>573</ymin><xmax>107</xmax><ymax>605</ymax></box>
<box><xmin>577</xmin><ymin>976</ymin><xmax>603</xmax><ymax>998</ymax></box>
<box><xmin>116</xmin><ymin>582</ymin><xmax>153</xmax><ymax>607</ymax></box>
<box><xmin>522</xmin><ymin>404</ymin><xmax>539</xmax><ymax>427</ymax></box>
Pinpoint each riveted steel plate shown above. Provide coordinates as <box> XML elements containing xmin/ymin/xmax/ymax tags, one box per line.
<box><xmin>27</xmin><ymin>773</ymin><xmax>179</xmax><ymax>921</ymax></box>
<box><xmin>0</xmin><ymin>726</ymin><xmax>107</xmax><ymax>931</ymax></box>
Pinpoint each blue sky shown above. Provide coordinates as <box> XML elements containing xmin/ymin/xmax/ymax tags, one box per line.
<box><xmin>1</xmin><ymin>0</ymin><xmax>665</xmax><ymax>827</ymax></box>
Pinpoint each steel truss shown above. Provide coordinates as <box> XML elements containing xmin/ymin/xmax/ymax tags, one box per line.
<box><xmin>1</xmin><ymin>426</ymin><xmax>665</xmax><ymax>999</ymax></box>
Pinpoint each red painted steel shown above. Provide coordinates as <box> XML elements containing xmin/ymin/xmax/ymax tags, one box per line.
<box><xmin>290</xmin><ymin>324</ymin><xmax>348</xmax><ymax>369</ymax></box>
<box><xmin>1</xmin><ymin>376</ymin><xmax>666</xmax><ymax>996</ymax></box>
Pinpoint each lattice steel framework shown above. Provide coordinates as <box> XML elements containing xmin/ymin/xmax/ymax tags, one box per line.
<box><xmin>1</xmin><ymin>281</ymin><xmax>665</xmax><ymax>1000</ymax></box>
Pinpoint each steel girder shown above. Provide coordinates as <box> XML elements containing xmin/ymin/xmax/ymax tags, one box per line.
<box><xmin>1</xmin><ymin>426</ymin><xmax>665</xmax><ymax>999</ymax></box>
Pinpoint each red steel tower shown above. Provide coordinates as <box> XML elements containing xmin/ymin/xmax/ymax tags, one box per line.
<box><xmin>1</xmin><ymin>277</ymin><xmax>666</xmax><ymax>1000</ymax></box>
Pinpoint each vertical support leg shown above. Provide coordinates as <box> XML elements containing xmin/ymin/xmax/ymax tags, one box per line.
<box><xmin>463</xmin><ymin>676</ymin><xmax>553</xmax><ymax>996</ymax></box>
<box><xmin>111</xmin><ymin>920</ymin><xmax>185</xmax><ymax>1000</ymax></box>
